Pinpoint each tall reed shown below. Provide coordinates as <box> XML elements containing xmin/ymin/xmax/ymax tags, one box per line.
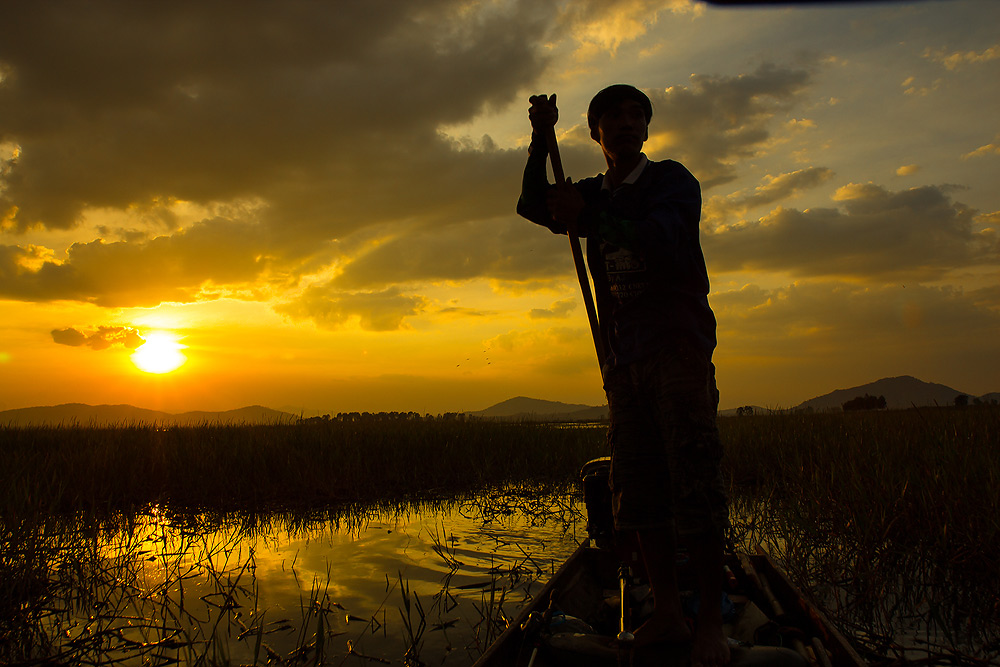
<box><xmin>1</xmin><ymin>420</ymin><xmax>607</xmax><ymax>515</ymax></box>
<box><xmin>721</xmin><ymin>406</ymin><xmax>1000</xmax><ymax>659</ymax></box>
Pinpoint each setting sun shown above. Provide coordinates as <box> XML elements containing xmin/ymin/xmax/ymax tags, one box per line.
<box><xmin>131</xmin><ymin>332</ymin><xmax>187</xmax><ymax>374</ymax></box>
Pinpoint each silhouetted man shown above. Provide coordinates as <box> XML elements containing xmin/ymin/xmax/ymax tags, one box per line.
<box><xmin>517</xmin><ymin>84</ymin><xmax>730</xmax><ymax>667</ymax></box>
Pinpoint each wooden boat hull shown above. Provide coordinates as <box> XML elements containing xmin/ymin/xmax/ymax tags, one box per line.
<box><xmin>474</xmin><ymin>543</ymin><xmax>864</xmax><ymax>667</ymax></box>
<box><xmin>474</xmin><ymin>457</ymin><xmax>864</xmax><ymax>667</ymax></box>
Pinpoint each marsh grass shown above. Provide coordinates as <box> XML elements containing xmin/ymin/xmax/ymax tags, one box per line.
<box><xmin>1</xmin><ymin>419</ymin><xmax>606</xmax><ymax>514</ymax></box>
<box><xmin>3</xmin><ymin>407</ymin><xmax>999</xmax><ymax>664</ymax></box>
<box><xmin>722</xmin><ymin>406</ymin><xmax>1000</xmax><ymax>663</ymax></box>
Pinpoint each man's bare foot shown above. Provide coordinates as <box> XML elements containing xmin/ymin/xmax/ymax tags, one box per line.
<box><xmin>630</xmin><ymin>610</ymin><xmax>692</xmax><ymax>647</ymax></box>
<box><xmin>691</xmin><ymin>621</ymin><xmax>730</xmax><ymax>667</ymax></box>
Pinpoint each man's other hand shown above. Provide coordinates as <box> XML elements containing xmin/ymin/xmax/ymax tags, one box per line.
<box><xmin>546</xmin><ymin>177</ymin><xmax>585</xmax><ymax>230</ymax></box>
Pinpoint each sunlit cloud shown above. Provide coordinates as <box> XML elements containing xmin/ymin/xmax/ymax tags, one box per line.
<box><xmin>0</xmin><ymin>217</ymin><xmax>276</xmax><ymax>306</ymax></box>
<box><xmin>276</xmin><ymin>285</ymin><xmax>427</xmax><ymax>332</ymax></box>
<box><xmin>901</xmin><ymin>75</ymin><xmax>939</xmax><ymax>97</ymax></box>
<box><xmin>564</xmin><ymin>0</ymin><xmax>698</xmax><ymax>59</ymax></box>
<box><xmin>923</xmin><ymin>44</ymin><xmax>1000</xmax><ymax>70</ymax></box>
<box><xmin>528</xmin><ymin>298</ymin><xmax>577</xmax><ymax>320</ymax></box>
<box><xmin>962</xmin><ymin>135</ymin><xmax>1000</xmax><ymax>160</ymax></box>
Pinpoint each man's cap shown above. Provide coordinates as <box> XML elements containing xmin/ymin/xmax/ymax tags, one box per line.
<box><xmin>587</xmin><ymin>84</ymin><xmax>653</xmax><ymax>135</ymax></box>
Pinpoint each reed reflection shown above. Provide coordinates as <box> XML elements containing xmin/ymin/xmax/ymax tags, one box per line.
<box><xmin>13</xmin><ymin>490</ymin><xmax>584</xmax><ymax>666</ymax></box>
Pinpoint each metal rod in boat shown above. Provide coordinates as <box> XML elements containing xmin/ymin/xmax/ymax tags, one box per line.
<box><xmin>617</xmin><ymin>564</ymin><xmax>634</xmax><ymax>644</ymax></box>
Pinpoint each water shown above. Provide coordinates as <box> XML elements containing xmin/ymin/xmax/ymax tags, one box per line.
<box><xmin>40</xmin><ymin>490</ymin><xmax>586</xmax><ymax>666</ymax></box>
<box><xmin>27</xmin><ymin>489</ymin><xmax>997</xmax><ymax>665</ymax></box>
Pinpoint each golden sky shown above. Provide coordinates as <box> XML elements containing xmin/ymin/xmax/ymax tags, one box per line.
<box><xmin>1</xmin><ymin>0</ymin><xmax>998</xmax><ymax>415</ymax></box>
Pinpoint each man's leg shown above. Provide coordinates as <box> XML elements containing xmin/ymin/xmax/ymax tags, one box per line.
<box><xmin>606</xmin><ymin>365</ymin><xmax>684</xmax><ymax>644</ymax></box>
<box><xmin>645</xmin><ymin>344</ymin><xmax>730</xmax><ymax>665</ymax></box>
<box><xmin>632</xmin><ymin>527</ymin><xmax>691</xmax><ymax>645</ymax></box>
<box><xmin>689</xmin><ymin>532</ymin><xmax>730</xmax><ymax>667</ymax></box>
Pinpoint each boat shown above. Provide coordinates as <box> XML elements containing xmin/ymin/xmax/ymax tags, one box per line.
<box><xmin>473</xmin><ymin>458</ymin><xmax>866</xmax><ymax>667</ymax></box>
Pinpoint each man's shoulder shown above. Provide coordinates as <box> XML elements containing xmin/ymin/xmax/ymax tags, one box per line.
<box><xmin>645</xmin><ymin>158</ymin><xmax>697</xmax><ymax>182</ymax></box>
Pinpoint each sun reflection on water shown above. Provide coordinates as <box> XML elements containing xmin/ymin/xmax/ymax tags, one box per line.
<box><xmin>52</xmin><ymin>490</ymin><xmax>584</xmax><ymax>665</ymax></box>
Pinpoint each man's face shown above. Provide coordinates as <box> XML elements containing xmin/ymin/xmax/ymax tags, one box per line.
<box><xmin>593</xmin><ymin>99</ymin><xmax>649</xmax><ymax>161</ymax></box>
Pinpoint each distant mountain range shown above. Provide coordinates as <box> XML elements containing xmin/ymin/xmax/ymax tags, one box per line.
<box><xmin>469</xmin><ymin>375</ymin><xmax>997</xmax><ymax>420</ymax></box>
<box><xmin>0</xmin><ymin>403</ymin><xmax>297</xmax><ymax>427</ymax></box>
<box><xmin>2</xmin><ymin>376</ymin><xmax>995</xmax><ymax>426</ymax></box>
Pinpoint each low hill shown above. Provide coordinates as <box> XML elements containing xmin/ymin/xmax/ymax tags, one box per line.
<box><xmin>0</xmin><ymin>403</ymin><xmax>297</xmax><ymax>427</ymax></box>
<box><xmin>792</xmin><ymin>375</ymin><xmax>969</xmax><ymax>412</ymax></box>
<box><xmin>473</xmin><ymin>376</ymin><xmax>997</xmax><ymax>419</ymax></box>
<box><xmin>978</xmin><ymin>392</ymin><xmax>1000</xmax><ymax>404</ymax></box>
<box><xmin>468</xmin><ymin>396</ymin><xmax>609</xmax><ymax>422</ymax></box>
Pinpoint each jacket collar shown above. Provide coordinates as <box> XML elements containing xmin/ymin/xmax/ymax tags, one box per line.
<box><xmin>601</xmin><ymin>153</ymin><xmax>648</xmax><ymax>191</ymax></box>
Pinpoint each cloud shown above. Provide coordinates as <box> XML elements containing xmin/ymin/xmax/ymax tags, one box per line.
<box><xmin>0</xmin><ymin>0</ymin><xmax>832</xmax><ymax>319</ymax></box>
<box><xmin>0</xmin><ymin>217</ymin><xmax>277</xmax><ymax>306</ymax></box>
<box><xmin>643</xmin><ymin>64</ymin><xmax>813</xmax><ymax>188</ymax></box>
<box><xmin>0</xmin><ymin>1</ymin><xmax>553</xmax><ymax>233</ymax></box>
<box><xmin>896</xmin><ymin>164</ymin><xmax>920</xmax><ymax>176</ymax></box>
<box><xmin>704</xmin><ymin>167</ymin><xmax>834</xmax><ymax>225</ymax></box>
<box><xmin>706</xmin><ymin>182</ymin><xmax>996</xmax><ymax>281</ymax></box>
<box><xmin>962</xmin><ymin>134</ymin><xmax>1000</xmax><ymax>160</ymax></box>
<box><xmin>276</xmin><ymin>285</ymin><xmax>427</xmax><ymax>332</ymax></box>
<box><xmin>901</xmin><ymin>75</ymin><xmax>939</xmax><ymax>97</ymax></box>
<box><xmin>713</xmin><ymin>281</ymin><xmax>1000</xmax><ymax>358</ymax></box>
<box><xmin>4</xmin><ymin>1</ymin><xmax>637</xmax><ymax>314</ymax></box>
<box><xmin>528</xmin><ymin>298</ymin><xmax>577</xmax><ymax>319</ymax></box>
<box><xmin>328</xmin><ymin>217</ymin><xmax>569</xmax><ymax>291</ymax></box>
<box><xmin>561</xmin><ymin>0</ymin><xmax>698</xmax><ymax>58</ymax></box>
<box><xmin>51</xmin><ymin>326</ymin><xmax>144</xmax><ymax>350</ymax></box>
<box><xmin>923</xmin><ymin>45</ymin><xmax>1000</xmax><ymax>70</ymax></box>
<box><xmin>977</xmin><ymin>210</ymin><xmax>1000</xmax><ymax>227</ymax></box>
<box><xmin>485</xmin><ymin>325</ymin><xmax>594</xmax><ymax>375</ymax></box>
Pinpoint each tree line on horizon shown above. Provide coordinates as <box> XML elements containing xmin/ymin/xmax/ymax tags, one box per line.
<box><xmin>300</xmin><ymin>411</ymin><xmax>472</xmax><ymax>423</ymax></box>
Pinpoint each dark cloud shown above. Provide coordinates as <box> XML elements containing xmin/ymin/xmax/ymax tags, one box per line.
<box><xmin>329</xmin><ymin>217</ymin><xmax>568</xmax><ymax>291</ymax></box>
<box><xmin>51</xmin><ymin>326</ymin><xmax>144</xmax><ymax>350</ymax></box>
<box><xmin>705</xmin><ymin>167</ymin><xmax>835</xmax><ymax>224</ymax></box>
<box><xmin>0</xmin><ymin>1</ymin><xmax>544</xmax><ymax>236</ymax></box>
<box><xmin>50</xmin><ymin>328</ymin><xmax>87</xmax><ymax>347</ymax></box>
<box><xmin>706</xmin><ymin>182</ymin><xmax>996</xmax><ymax>280</ymax></box>
<box><xmin>0</xmin><ymin>1</ymin><xmax>579</xmax><ymax>310</ymax></box>
<box><xmin>713</xmin><ymin>280</ymin><xmax>1000</xmax><ymax>359</ymax></box>
<box><xmin>648</xmin><ymin>64</ymin><xmax>812</xmax><ymax>189</ymax></box>
<box><xmin>0</xmin><ymin>1</ymin><xmax>552</xmax><ymax>232</ymax></box>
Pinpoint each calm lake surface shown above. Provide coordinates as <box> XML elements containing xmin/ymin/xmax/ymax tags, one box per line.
<box><xmin>33</xmin><ymin>489</ymin><xmax>996</xmax><ymax>665</ymax></box>
<box><xmin>62</xmin><ymin>489</ymin><xmax>585</xmax><ymax>666</ymax></box>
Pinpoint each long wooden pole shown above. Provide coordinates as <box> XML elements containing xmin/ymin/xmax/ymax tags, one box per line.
<box><xmin>543</xmin><ymin>127</ymin><xmax>606</xmax><ymax>373</ymax></box>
